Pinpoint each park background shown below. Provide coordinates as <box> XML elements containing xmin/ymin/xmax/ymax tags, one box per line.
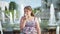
<box><xmin>0</xmin><ymin>0</ymin><xmax>60</xmax><ymax>34</ymax></box>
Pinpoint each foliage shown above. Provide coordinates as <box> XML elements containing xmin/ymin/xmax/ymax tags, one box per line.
<box><xmin>32</xmin><ymin>9</ymin><xmax>36</xmax><ymax>14</ymax></box>
<box><xmin>40</xmin><ymin>20</ymin><xmax>48</xmax><ymax>29</ymax></box>
<box><xmin>5</xmin><ymin>10</ymin><xmax>19</xmax><ymax>19</ymax></box>
<box><xmin>9</xmin><ymin>1</ymin><xmax>17</xmax><ymax>10</ymax></box>
<box><xmin>33</xmin><ymin>7</ymin><xmax>41</xmax><ymax>14</ymax></box>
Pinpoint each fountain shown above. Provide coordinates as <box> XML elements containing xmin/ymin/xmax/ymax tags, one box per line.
<box><xmin>14</xmin><ymin>10</ymin><xmax>16</xmax><ymax>23</ymax></box>
<box><xmin>1</xmin><ymin>4</ymin><xmax>5</xmax><ymax>23</ymax></box>
<box><xmin>38</xmin><ymin>17</ymin><xmax>41</xmax><ymax>23</ymax></box>
<box><xmin>0</xmin><ymin>1</ymin><xmax>9</xmax><ymax>11</ymax></box>
<box><xmin>56</xmin><ymin>12</ymin><xmax>60</xmax><ymax>34</ymax></box>
<box><xmin>2</xmin><ymin>11</ymin><xmax>5</xmax><ymax>23</ymax></box>
<box><xmin>0</xmin><ymin>21</ymin><xmax>3</xmax><ymax>34</ymax></box>
<box><xmin>49</xmin><ymin>3</ymin><xmax>56</xmax><ymax>26</ymax></box>
<box><xmin>48</xmin><ymin>3</ymin><xmax>59</xmax><ymax>34</ymax></box>
<box><xmin>10</xmin><ymin>12</ymin><xmax>13</xmax><ymax>24</ymax></box>
<box><xmin>56</xmin><ymin>26</ymin><xmax>59</xmax><ymax>34</ymax></box>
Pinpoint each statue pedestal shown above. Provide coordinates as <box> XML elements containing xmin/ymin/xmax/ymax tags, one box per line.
<box><xmin>47</xmin><ymin>24</ymin><xmax>59</xmax><ymax>34</ymax></box>
<box><xmin>48</xmin><ymin>24</ymin><xmax>57</xmax><ymax>29</ymax></box>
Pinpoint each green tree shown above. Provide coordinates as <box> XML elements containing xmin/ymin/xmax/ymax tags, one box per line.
<box><xmin>33</xmin><ymin>7</ymin><xmax>41</xmax><ymax>14</ymax></box>
<box><xmin>9</xmin><ymin>1</ymin><xmax>17</xmax><ymax>10</ymax></box>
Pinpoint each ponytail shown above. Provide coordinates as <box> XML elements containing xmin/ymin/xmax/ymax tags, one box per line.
<box><xmin>31</xmin><ymin>12</ymin><xmax>34</xmax><ymax>16</ymax></box>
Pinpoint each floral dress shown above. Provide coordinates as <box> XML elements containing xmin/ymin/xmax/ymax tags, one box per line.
<box><xmin>20</xmin><ymin>18</ymin><xmax>37</xmax><ymax>34</ymax></box>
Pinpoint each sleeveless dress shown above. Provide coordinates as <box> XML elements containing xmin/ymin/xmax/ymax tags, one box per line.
<box><xmin>20</xmin><ymin>18</ymin><xmax>37</xmax><ymax>34</ymax></box>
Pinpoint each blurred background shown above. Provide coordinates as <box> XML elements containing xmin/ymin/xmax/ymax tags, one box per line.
<box><xmin>0</xmin><ymin>0</ymin><xmax>60</xmax><ymax>34</ymax></box>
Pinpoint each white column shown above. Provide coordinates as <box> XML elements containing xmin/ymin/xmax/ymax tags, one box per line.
<box><xmin>2</xmin><ymin>11</ymin><xmax>5</xmax><ymax>23</ymax></box>
<box><xmin>0</xmin><ymin>21</ymin><xmax>3</xmax><ymax>34</ymax></box>
<box><xmin>49</xmin><ymin>3</ymin><xmax>56</xmax><ymax>26</ymax></box>
<box><xmin>14</xmin><ymin>10</ymin><xmax>16</xmax><ymax>22</ymax></box>
<box><xmin>10</xmin><ymin>12</ymin><xmax>13</xmax><ymax>24</ymax></box>
<box><xmin>56</xmin><ymin>26</ymin><xmax>59</xmax><ymax>34</ymax></box>
<box><xmin>38</xmin><ymin>17</ymin><xmax>41</xmax><ymax>23</ymax></box>
<box><xmin>49</xmin><ymin>4</ymin><xmax>56</xmax><ymax>24</ymax></box>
